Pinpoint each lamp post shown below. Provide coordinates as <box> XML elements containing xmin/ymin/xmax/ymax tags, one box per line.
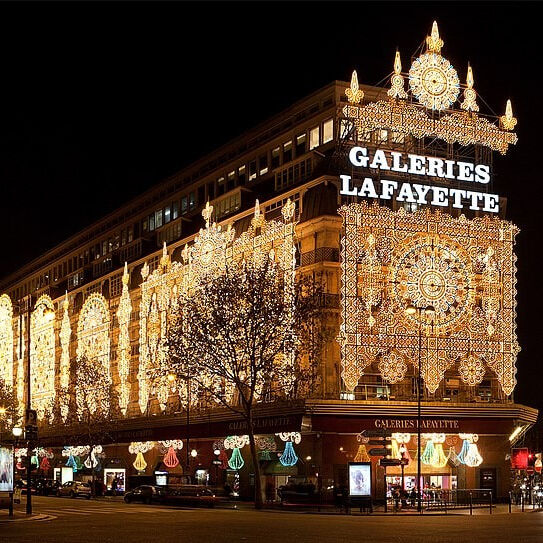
<box><xmin>11</xmin><ymin>426</ymin><xmax>23</xmax><ymax>516</ymax></box>
<box><xmin>14</xmin><ymin>295</ymin><xmax>54</xmax><ymax>515</ymax></box>
<box><xmin>404</xmin><ymin>303</ymin><xmax>435</xmax><ymax>514</ymax></box>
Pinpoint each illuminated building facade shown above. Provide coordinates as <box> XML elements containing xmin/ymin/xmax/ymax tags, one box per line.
<box><xmin>0</xmin><ymin>22</ymin><xmax>536</xmax><ymax>502</ymax></box>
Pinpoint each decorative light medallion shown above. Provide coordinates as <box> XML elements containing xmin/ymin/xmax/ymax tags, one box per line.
<box><xmin>458</xmin><ymin>353</ymin><xmax>486</xmax><ymax>386</ymax></box>
<box><xmin>409</xmin><ymin>53</ymin><xmax>460</xmax><ymax>111</ymax></box>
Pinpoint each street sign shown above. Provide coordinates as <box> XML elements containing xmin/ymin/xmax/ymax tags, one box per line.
<box><xmin>24</xmin><ymin>427</ymin><xmax>38</xmax><ymax>442</ymax></box>
<box><xmin>362</xmin><ymin>429</ymin><xmax>392</xmax><ymax>438</ymax></box>
<box><xmin>368</xmin><ymin>439</ymin><xmax>391</xmax><ymax>445</ymax></box>
<box><xmin>368</xmin><ymin>448</ymin><xmax>388</xmax><ymax>456</ymax></box>
<box><xmin>379</xmin><ymin>458</ymin><xmax>403</xmax><ymax>467</ymax></box>
<box><xmin>24</xmin><ymin>409</ymin><xmax>37</xmax><ymax>427</ymax></box>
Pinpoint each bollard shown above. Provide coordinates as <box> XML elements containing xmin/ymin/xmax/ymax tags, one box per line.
<box><xmin>509</xmin><ymin>496</ymin><xmax>512</xmax><ymax>514</ymax></box>
<box><xmin>489</xmin><ymin>492</ymin><xmax>492</xmax><ymax>514</ymax></box>
<box><xmin>522</xmin><ymin>494</ymin><xmax>525</xmax><ymax>512</ymax></box>
<box><xmin>469</xmin><ymin>492</ymin><xmax>473</xmax><ymax>515</ymax></box>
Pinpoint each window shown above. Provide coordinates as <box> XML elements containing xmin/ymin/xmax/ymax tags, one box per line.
<box><xmin>155</xmin><ymin>210</ymin><xmax>163</xmax><ymax>229</ymax></box>
<box><xmin>391</xmin><ymin>131</ymin><xmax>405</xmax><ymax>144</ymax></box>
<box><xmin>259</xmin><ymin>154</ymin><xmax>268</xmax><ymax>176</ymax></box>
<box><xmin>121</xmin><ymin>229</ymin><xmax>126</xmax><ymax>246</ymax></box>
<box><xmin>271</xmin><ymin>146</ymin><xmax>280</xmax><ymax>169</ymax></box>
<box><xmin>172</xmin><ymin>201</ymin><xmax>179</xmax><ymax>220</ymax></box>
<box><xmin>181</xmin><ymin>196</ymin><xmax>188</xmax><ymax>213</ymax></box>
<box><xmin>238</xmin><ymin>165</ymin><xmax>246</xmax><ymax>184</ymax></box>
<box><xmin>249</xmin><ymin>160</ymin><xmax>257</xmax><ymax>181</ymax></box>
<box><xmin>323</xmin><ymin>118</ymin><xmax>333</xmax><ymax>144</ymax></box>
<box><xmin>127</xmin><ymin>226</ymin><xmax>133</xmax><ymax>243</ymax></box>
<box><xmin>283</xmin><ymin>141</ymin><xmax>292</xmax><ymax>163</ymax></box>
<box><xmin>164</xmin><ymin>206</ymin><xmax>171</xmax><ymax>223</ymax></box>
<box><xmin>189</xmin><ymin>191</ymin><xmax>196</xmax><ymax>208</ymax></box>
<box><xmin>142</xmin><ymin>218</ymin><xmax>148</xmax><ymax>233</ymax></box>
<box><xmin>227</xmin><ymin>170</ymin><xmax>236</xmax><ymax>191</ymax></box>
<box><xmin>149</xmin><ymin>214</ymin><xmax>155</xmax><ymax>231</ymax></box>
<box><xmin>309</xmin><ymin>126</ymin><xmax>320</xmax><ymax>150</ymax></box>
<box><xmin>102</xmin><ymin>240</ymin><xmax>107</xmax><ymax>255</ymax></box>
<box><xmin>296</xmin><ymin>134</ymin><xmax>306</xmax><ymax>156</ymax></box>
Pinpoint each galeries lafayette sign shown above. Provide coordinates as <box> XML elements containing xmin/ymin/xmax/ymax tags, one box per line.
<box><xmin>340</xmin><ymin>146</ymin><xmax>500</xmax><ymax>213</ymax></box>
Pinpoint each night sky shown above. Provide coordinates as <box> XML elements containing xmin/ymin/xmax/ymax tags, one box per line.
<box><xmin>0</xmin><ymin>2</ymin><xmax>541</xmax><ymax>411</ymax></box>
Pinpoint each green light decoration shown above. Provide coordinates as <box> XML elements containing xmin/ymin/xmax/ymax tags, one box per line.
<box><xmin>228</xmin><ymin>447</ymin><xmax>244</xmax><ymax>470</ymax></box>
<box><xmin>259</xmin><ymin>450</ymin><xmax>272</xmax><ymax>461</ymax></box>
<box><xmin>279</xmin><ymin>442</ymin><xmax>298</xmax><ymax>467</ymax></box>
<box><xmin>420</xmin><ymin>440</ymin><xmax>437</xmax><ymax>465</ymax></box>
<box><xmin>457</xmin><ymin>439</ymin><xmax>471</xmax><ymax>465</ymax></box>
<box><xmin>31</xmin><ymin>455</ymin><xmax>39</xmax><ymax>467</ymax></box>
<box><xmin>66</xmin><ymin>454</ymin><xmax>78</xmax><ymax>472</ymax></box>
<box><xmin>75</xmin><ymin>455</ymin><xmax>84</xmax><ymax>471</ymax></box>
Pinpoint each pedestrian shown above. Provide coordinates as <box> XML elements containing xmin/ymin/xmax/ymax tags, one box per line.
<box><xmin>409</xmin><ymin>488</ymin><xmax>417</xmax><ymax>508</ymax></box>
<box><xmin>393</xmin><ymin>487</ymin><xmax>401</xmax><ymax>511</ymax></box>
<box><xmin>111</xmin><ymin>477</ymin><xmax>118</xmax><ymax>496</ymax></box>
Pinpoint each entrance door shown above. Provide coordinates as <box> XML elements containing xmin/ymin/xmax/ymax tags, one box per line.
<box><xmin>479</xmin><ymin>468</ymin><xmax>497</xmax><ymax>499</ymax></box>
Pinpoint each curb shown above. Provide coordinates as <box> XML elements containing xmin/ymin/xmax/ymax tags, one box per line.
<box><xmin>0</xmin><ymin>513</ymin><xmax>56</xmax><ymax>523</ymax></box>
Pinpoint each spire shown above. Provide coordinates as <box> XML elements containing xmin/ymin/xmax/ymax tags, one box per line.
<box><xmin>388</xmin><ymin>50</ymin><xmax>408</xmax><ymax>99</ymax></box>
<box><xmin>202</xmin><ymin>201</ymin><xmax>213</xmax><ymax>228</ymax></box>
<box><xmin>500</xmin><ymin>99</ymin><xmax>517</xmax><ymax>130</ymax></box>
<box><xmin>160</xmin><ymin>242</ymin><xmax>170</xmax><ymax>270</ymax></box>
<box><xmin>345</xmin><ymin>70</ymin><xmax>364</xmax><ymax>104</ymax></box>
<box><xmin>426</xmin><ymin>21</ymin><xmax>444</xmax><ymax>54</ymax></box>
<box><xmin>460</xmin><ymin>64</ymin><xmax>479</xmax><ymax>112</ymax></box>
<box><xmin>63</xmin><ymin>290</ymin><xmax>69</xmax><ymax>310</ymax></box>
<box><xmin>122</xmin><ymin>261</ymin><xmax>129</xmax><ymax>285</ymax></box>
<box><xmin>251</xmin><ymin>199</ymin><xmax>265</xmax><ymax>228</ymax></box>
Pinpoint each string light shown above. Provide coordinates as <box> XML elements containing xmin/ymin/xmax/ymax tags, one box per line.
<box><xmin>0</xmin><ymin>295</ymin><xmax>14</xmax><ymax>393</ymax></box>
<box><xmin>133</xmin><ymin>451</ymin><xmax>147</xmax><ymax>472</ymax></box>
<box><xmin>354</xmin><ymin>444</ymin><xmax>371</xmax><ymax>462</ymax></box>
<box><xmin>59</xmin><ymin>292</ymin><xmax>71</xmax><ymax>421</ymax></box>
<box><xmin>163</xmin><ymin>447</ymin><xmax>179</xmax><ymax>468</ymax></box>
<box><xmin>228</xmin><ymin>448</ymin><xmax>244</xmax><ymax>470</ymax></box>
<box><xmin>116</xmin><ymin>263</ymin><xmax>132</xmax><ymax>415</ymax></box>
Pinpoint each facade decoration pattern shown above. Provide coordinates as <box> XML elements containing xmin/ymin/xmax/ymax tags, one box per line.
<box><xmin>59</xmin><ymin>293</ymin><xmax>71</xmax><ymax>421</ymax></box>
<box><xmin>30</xmin><ymin>294</ymin><xmax>56</xmax><ymax>419</ymax></box>
<box><xmin>0</xmin><ymin>294</ymin><xmax>13</xmax><ymax>390</ymax></box>
<box><xmin>338</xmin><ymin>202</ymin><xmax>518</xmax><ymax>396</ymax></box>
<box><xmin>116</xmin><ymin>263</ymin><xmax>132</xmax><ymax>415</ymax></box>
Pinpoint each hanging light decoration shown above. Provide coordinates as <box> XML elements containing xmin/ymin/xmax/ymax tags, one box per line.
<box><xmin>457</xmin><ymin>439</ymin><xmax>471</xmax><ymax>465</ymax></box>
<box><xmin>65</xmin><ymin>454</ymin><xmax>78</xmax><ymax>472</ymax></box>
<box><xmin>457</xmin><ymin>434</ymin><xmax>482</xmax><ymax>467</ymax></box>
<box><xmin>40</xmin><ymin>456</ymin><xmax>51</xmax><ymax>473</ymax></box>
<box><xmin>421</xmin><ymin>439</ymin><xmax>437</xmax><ymax>466</ymax></box>
<box><xmin>163</xmin><ymin>447</ymin><xmax>179</xmax><ymax>469</ymax></box>
<box><xmin>228</xmin><ymin>448</ymin><xmax>245</xmax><ymax>470</ymax></box>
<box><xmin>133</xmin><ymin>451</ymin><xmax>147</xmax><ymax>472</ymax></box>
<box><xmin>354</xmin><ymin>444</ymin><xmax>371</xmax><ymax>462</ymax></box>
<box><xmin>279</xmin><ymin>442</ymin><xmax>298</xmax><ymax>467</ymax></box>
<box><xmin>219</xmin><ymin>449</ymin><xmax>229</xmax><ymax>470</ymax></box>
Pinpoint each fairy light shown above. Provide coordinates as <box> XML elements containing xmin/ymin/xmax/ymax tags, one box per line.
<box><xmin>0</xmin><ymin>295</ymin><xmax>14</xmax><ymax>392</ymax></box>
<box><xmin>388</xmin><ymin>51</ymin><xmax>408</xmax><ymax>99</ymax></box>
<box><xmin>460</xmin><ymin>64</ymin><xmax>479</xmax><ymax>112</ymax></box>
<box><xmin>501</xmin><ymin>99</ymin><xmax>518</xmax><ymax>131</ymax></box>
<box><xmin>345</xmin><ymin>70</ymin><xmax>364</xmax><ymax>104</ymax></box>
<box><xmin>279</xmin><ymin>441</ymin><xmax>298</xmax><ymax>467</ymax></box>
<box><xmin>59</xmin><ymin>292</ymin><xmax>71</xmax><ymax>421</ymax></box>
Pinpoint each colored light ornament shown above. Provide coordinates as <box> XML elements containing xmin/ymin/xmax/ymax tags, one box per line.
<box><xmin>40</xmin><ymin>456</ymin><xmax>51</xmax><ymax>473</ymax></box>
<box><xmin>133</xmin><ymin>451</ymin><xmax>147</xmax><ymax>472</ymax></box>
<box><xmin>338</xmin><ymin>203</ymin><xmax>519</xmax><ymax>396</ymax></box>
<box><xmin>388</xmin><ymin>51</ymin><xmax>408</xmax><ymax>99</ymax></box>
<box><xmin>432</xmin><ymin>444</ymin><xmax>450</xmax><ymax>468</ymax></box>
<box><xmin>116</xmin><ymin>263</ymin><xmax>132</xmax><ymax>415</ymax></box>
<box><xmin>275</xmin><ymin>432</ymin><xmax>301</xmax><ymax>445</ymax></box>
<box><xmin>0</xmin><ymin>294</ymin><xmax>14</xmax><ymax>393</ymax></box>
<box><xmin>59</xmin><ymin>292</ymin><xmax>71</xmax><ymax>422</ymax></box>
<box><xmin>464</xmin><ymin>443</ymin><xmax>483</xmax><ymax>467</ymax></box>
<box><xmin>128</xmin><ymin>441</ymin><xmax>155</xmax><ymax>454</ymax></box>
<box><xmin>224</xmin><ymin>435</ymin><xmax>250</xmax><ymax>450</ymax></box>
<box><xmin>345</xmin><ymin>70</ymin><xmax>364</xmax><ymax>104</ymax></box>
<box><xmin>30</xmin><ymin>295</ymin><xmax>56</xmax><ymax>420</ymax></box>
<box><xmin>279</xmin><ymin>441</ymin><xmax>298</xmax><ymax>467</ymax></box>
<box><xmin>259</xmin><ymin>450</ymin><xmax>272</xmax><ymax>461</ymax></box>
<box><xmin>163</xmin><ymin>447</ymin><xmax>179</xmax><ymax>469</ymax></box>
<box><xmin>76</xmin><ymin>293</ymin><xmax>111</xmax><ymax>415</ymax></box>
<box><xmin>354</xmin><ymin>444</ymin><xmax>371</xmax><ymax>463</ymax></box>
<box><xmin>391</xmin><ymin>439</ymin><xmax>401</xmax><ymax>460</ymax></box>
<box><xmin>66</xmin><ymin>454</ymin><xmax>78</xmax><ymax>472</ymax></box>
<box><xmin>228</xmin><ymin>448</ymin><xmax>245</xmax><ymax>471</ymax></box>
<box><xmin>219</xmin><ymin>449</ymin><xmax>229</xmax><ymax>470</ymax></box>
<box><xmin>460</xmin><ymin>64</ymin><xmax>479</xmax><ymax>112</ymax></box>
<box><xmin>421</xmin><ymin>440</ymin><xmax>437</xmax><ymax>466</ymax></box>
<box><xmin>457</xmin><ymin>439</ymin><xmax>471</xmax><ymax>465</ymax></box>
<box><xmin>500</xmin><ymin>99</ymin><xmax>517</xmax><ymax>131</ymax></box>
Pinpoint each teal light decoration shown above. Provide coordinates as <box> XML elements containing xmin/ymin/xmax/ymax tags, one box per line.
<box><xmin>228</xmin><ymin>447</ymin><xmax>244</xmax><ymax>470</ymax></box>
<box><xmin>259</xmin><ymin>450</ymin><xmax>272</xmax><ymax>461</ymax></box>
<box><xmin>66</xmin><ymin>454</ymin><xmax>78</xmax><ymax>472</ymax></box>
<box><xmin>457</xmin><ymin>439</ymin><xmax>471</xmax><ymax>465</ymax></box>
<box><xmin>279</xmin><ymin>441</ymin><xmax>298</xmax><ymax>467</ymax></box>
<box><xmin>31</xmin><ymin>455</ymin><xmax>39</xmax><ymax>467</ymax></box>
<box><xmin>75</xmin><ymin>455</ymin><xmax>84</xmax><ymax>471</ymax></box>
<box><xmin>420</xmin><ymin>440</ymin><xmax>436</xmax><ymax>465</ymax></box>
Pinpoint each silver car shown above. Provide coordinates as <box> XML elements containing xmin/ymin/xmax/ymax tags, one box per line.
<box><xmin>57</xmin><ymin>481</ymin><xmax>92</xmax><ymax>499</ymax></box>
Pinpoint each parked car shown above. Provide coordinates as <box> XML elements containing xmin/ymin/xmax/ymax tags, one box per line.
<box><xmin>124</xmin><ymin>485</ymin><xmax>166</xmax><ymax>505</ymax></box>
<box><xmin>57</xmin><ymin>481</ymin><xmax>91</xmax><ymax>499</ymax></box>
<box><xmin>14</xmin><ymin>479</ymin><xmax>37</xmax><ymax>495</ymax></box>
<box><xmin>162</xmin><ymin>485</ymin><xmax>219</xmax><ymax>508</ymax></box>
<box><xmin>36</xmin><ymin>479</ymin><xmax>61</xmax><ymax>496</ymax></box>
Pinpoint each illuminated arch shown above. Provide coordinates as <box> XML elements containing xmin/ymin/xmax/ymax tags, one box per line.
<box><xmin>30</xmin><ymin>295</ymin><xmax>56</xmax><ymax>419</ymax></box>
<box><xmin>77</xmin><ymin>293</ymin><xmax>111</xmax><ymax>413</ymax></box>
<box><xmin>0</xmin><ymin>294</ymin><xmax>14</xmax><ymax>390</ymax></box>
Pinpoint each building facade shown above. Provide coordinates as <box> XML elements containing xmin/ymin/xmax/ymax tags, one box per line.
<box><xmin>0</xmin><ymin>22</ymin><xmax>537</xmax><ymax>502</ymax></box>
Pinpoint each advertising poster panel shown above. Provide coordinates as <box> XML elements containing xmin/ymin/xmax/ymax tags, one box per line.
<box><xmin>348</xmin><ymin>462</ymin><xmax>371</xmax><ymax>497</ymax></box>
<box><xmin>0</xmin><ymin>447</ymin><xmax>13</xmax><ymax>492</ymax></box>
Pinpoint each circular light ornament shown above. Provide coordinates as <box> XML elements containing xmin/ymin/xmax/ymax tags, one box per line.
<box><xmin>409</xmin><ymin>53</ymin><xmax>460</xmax><ymax>111</ymax></box>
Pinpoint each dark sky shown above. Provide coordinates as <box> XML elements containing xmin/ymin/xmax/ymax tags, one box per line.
<box><xmin>0</xmin><ymin>2</ymin><xmax>541</xmax><ymax>410</ymax></box>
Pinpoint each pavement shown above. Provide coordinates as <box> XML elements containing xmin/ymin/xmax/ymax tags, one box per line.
<box><xmin>2</xmin><ymin>496</ymin><xmax>543</xmax><ymax>543</ymax></box>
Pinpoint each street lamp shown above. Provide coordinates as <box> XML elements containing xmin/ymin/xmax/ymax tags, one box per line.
<box><xmin>13</xmin><ymin>295</ymin><xmax>55</xmax><ymax>515</ymax></box>
<box><xmin>11</xmin><ymin>426</ymin><xmax>23</xmax><ymax>514</ymax></box>
<box><xmin>404</xmin><ymin>303</ymin><xmax>435</xmax><ymax>514</ymax></box>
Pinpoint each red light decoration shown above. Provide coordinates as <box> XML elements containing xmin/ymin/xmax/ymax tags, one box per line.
<box><xmin>511</xmin><ymin>448</ymin><xmax>529</xmax><ymax>469</ymax></box>
<box><xmin>40</xmin><ymin>456</ymin><xmax>51</xmax><ymax>473</ymax></box>
<box><xmin>163</xmin><ymin>446</ymin><xmax>179</xmax><ymax>469</ymax></box>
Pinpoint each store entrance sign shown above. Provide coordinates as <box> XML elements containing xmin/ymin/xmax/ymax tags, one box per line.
<box><xmin>340</xmin><ymin>146</ymin><xmax>499</xmax><ymax>213</ymax></box>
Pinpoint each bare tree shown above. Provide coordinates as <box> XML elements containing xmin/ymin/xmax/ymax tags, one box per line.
<box><xmin>164</xmin><ymin>254</ymin><xmax>322</xmax><ymax>509</ymax></box>
<box><xmin>58</xmin><ymin>356</ymin><xmax>115</xmax><ymax>497</ymax></box>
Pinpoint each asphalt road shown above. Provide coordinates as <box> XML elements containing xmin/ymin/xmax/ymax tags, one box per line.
<box><xmin>2</xmin><ymin>496</ymin><xmax>543</xmax><ymax>543</ymax></box>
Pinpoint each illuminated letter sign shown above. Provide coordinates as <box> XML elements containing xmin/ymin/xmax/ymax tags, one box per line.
<box><xmin>340</xmin><ymin>147</ymin><xmax>499</xmax><ymax>213</ymax></box>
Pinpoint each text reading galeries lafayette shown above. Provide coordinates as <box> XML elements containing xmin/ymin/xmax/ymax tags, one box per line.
<box><xmin>340</xmin><ymin>147</ymin><xmax>499</xmax><ymax>213</ymax></box>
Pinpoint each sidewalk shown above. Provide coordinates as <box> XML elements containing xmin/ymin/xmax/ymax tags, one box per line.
<box><xmin>0</xmin><ymin>510</ymin><xmax>54</xmax><ymax>523</ymax></box>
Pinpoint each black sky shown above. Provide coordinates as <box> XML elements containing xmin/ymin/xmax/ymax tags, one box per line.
<box><xmin>0</xmin><ymin>1</ymin><xmax>541</xmax><ymax>410</ymax></box>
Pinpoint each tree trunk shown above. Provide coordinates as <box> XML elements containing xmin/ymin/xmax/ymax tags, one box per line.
<box><xmin>247</xmin><ymin>416</ymin><xmax>263</xmax><ymax>509</ymax></box>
